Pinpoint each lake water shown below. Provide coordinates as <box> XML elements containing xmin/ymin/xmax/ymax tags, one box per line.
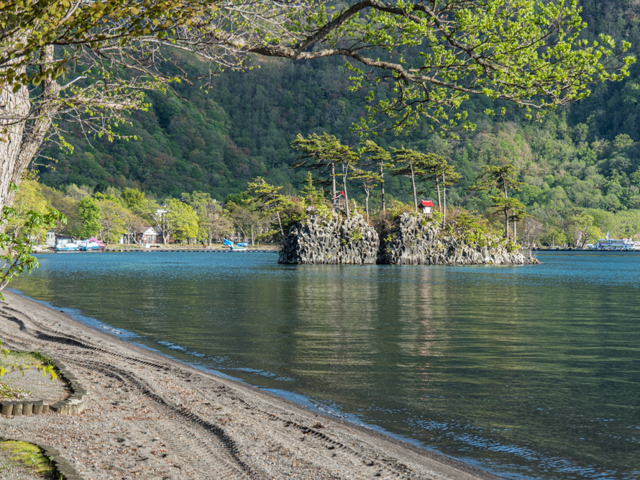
<box><xmin>10</xmin><ymin>251</ymin><xmax>640</xmax><ymax>479</ymax></box>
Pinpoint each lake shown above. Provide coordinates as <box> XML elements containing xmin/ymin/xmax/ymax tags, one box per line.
<box><xmin>10</xmin><ymin>251</ymin><xmax>640</xmax><ymax>479</ymax></box>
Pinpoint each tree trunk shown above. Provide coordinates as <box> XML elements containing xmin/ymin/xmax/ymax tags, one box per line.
<box><xmin>365</xmin><ymin>187</ymin><xmax>370</xmax><ymax>223</ymax></box>
<box><xmin>503</xmin><ymin>182</ymin><xmax>509</xmax><ymax>240</ymax></box>
<box><xmin>410</xmin><ymin>163</ymin><xmax>418</xmax><ymax>212</ymax></box>
<box><xmin>276</xmin><ymin>211</ymin><xmax>285</xmax><ymax>244</ymax></box>
<box><xmin>342</xmin><ymin>163</ymin><xmax>350</xmax><ymax>218</ymax></box>
<box><xmin>380</xmin><ymin>163</ymin><xmax>386</xmax><ymax>214</ymax></box>
<box><xmin>236</xmin><ymin>224</ymin><xmax>246</xmax><ymax>243</ymax></box>
<box><xmin>504</xmin><ymin>207</ymin><xmax>510</xmax><ymax>240</ymax></box>
<box><xmin>162</xmin><ymin>220</ymin><xmax>169</xmax><ymax>245</ymax></box>
<box><xmin>0</xmin><ymin>80</ymin><xmax>29</xmax><ymax>219</ymax></box>
<box><xmin>435</xmin><ymin>176</ymin><xmax>442</xmax><ymax>209</ymax></box>
<box><xmin>0</xmin><ymin>47</ymin><xmax>61</xmax><ymax>220</ymax></box>
<box><xmin>331</xmin><ymin>161</ymin><xmax>337</xmax><ymax>212</ymax></box>
<box><xmin>442</xmin><ymin>173</ymin><xmax>447</xmax><ymax>226</ymax></box>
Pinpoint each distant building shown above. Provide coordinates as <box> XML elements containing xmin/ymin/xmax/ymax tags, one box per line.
<box><xmin>420</xmin><ymin>199</ymin><xmax>434</xmax><ymax>216</ymax></box>
<box><xmin>140</xmin><ymin>227</ymin><xmax>158</xmax><ymax>245</ymax></box>
<box><xmin>119</xmin><ymin>226</ymin><xmax>159</xmax><ymax>245</ymax></box>
<box><xmin>46</xmin><ymin>230</ymin><xmax>56</xmax><ymax>247</ymax></box>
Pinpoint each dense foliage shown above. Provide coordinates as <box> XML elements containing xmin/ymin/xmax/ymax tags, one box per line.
<box><xmin>24</xmin><ymin>1</ymin><xmax>640</xmax><ymax>246</ymax></box>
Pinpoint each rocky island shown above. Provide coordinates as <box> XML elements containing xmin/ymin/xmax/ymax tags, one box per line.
<box><xmin>279</xmin><ymin>212</ymin><xmax>538</xmax><ymax>266</ymax></box>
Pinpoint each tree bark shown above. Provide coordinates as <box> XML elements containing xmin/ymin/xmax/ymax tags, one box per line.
<box><xmin>410</xmin><ymin>163</ymin><xmax>418</xmax><ymax>212</ymax></box>
<box><xmin>331</xmin><ymin>161</ymin><xmax>337</xmax><ymax>212</ymax></box>
<box><xmin>342</xmin><ymin>163</ymin><xmax>350</xmax><ymax>218</ymax></box>
<box><xmin>276</xmin><ymin>211</ymin><xmax>285</xmax><ymax>244</ymax></box>
<box><xmin>0</xmin><ymin>78</ymin><xmax>29</xmax><ymax>218</ymax></box>
<box><xmin>380</xmin><ymin>163</ymin><xmax>385</xmax><ymax>214</ymax></box>
<box><xmin>365</xmin><ymin>187</ymin><xmax>370</xmax><ymax>222</ymax></box>
<box><xmin>442</xmin><ymin>172</ymin><xmax>446</xmax><ymax>226</ymax></box>
<box><xmin>1</xmin><ymin>46</ymin><xmax>61</xmax><ymax>220</ymax></box>
<box><xmin>503</xmin><ymin>207</ymin><xmax>509</xmax><ymax>240</ymax></box>
<box><xmin>503</xmin><ymin>180</ymin><xmax>509</xmax><ymax>240</ymax></box>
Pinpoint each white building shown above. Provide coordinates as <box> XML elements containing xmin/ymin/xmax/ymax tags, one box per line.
<box><xmin>46</xmin><ymin>230</ymin><xmax>56</xmax><ymax>247</ymax></box>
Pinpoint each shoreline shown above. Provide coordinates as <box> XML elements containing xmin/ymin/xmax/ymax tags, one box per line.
<box><xmin>39</xmin><ymin>247</ymin><xmax>280</xmax><ymax>254</ymax></box>
<box><xmin>0</xmin><ymin>290</ymin><xmax>500</xmax><ymax>480</ymax></box>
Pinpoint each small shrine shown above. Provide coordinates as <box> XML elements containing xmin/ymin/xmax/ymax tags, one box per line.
<box><xmin>420</xmin><ymin>199</ymin><xmax>435</xmax><ymax>216</ymax></box>
<box><xmin>332</xmin><ymin>191</ymin><xmax>347</xmax><ymax>210</ymax></box>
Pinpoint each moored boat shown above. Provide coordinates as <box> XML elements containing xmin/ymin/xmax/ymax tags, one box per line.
<box><xmin>593</xmin><ymin>233</ymin><xmax>639</xmax><ymax>251</ymax></box>
<box><xmin>78</xmin><ymin>241</ymin><xmax>100</xmax><ymax>251</ymax></box>
<box><xmin>224</xmin><ymin>239</ymin><xmax>249</xmax><ymax>251</ymax></box>
<box><xmin>55</xmin><ymin>242</ymin><xmax>79</xmax><ymax>252</ymax></box>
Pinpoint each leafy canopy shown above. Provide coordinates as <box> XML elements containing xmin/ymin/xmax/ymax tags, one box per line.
<box><xmin>2</xmin><ymin>0</ymin><xmax>633</xmax><ymax>135</ymax></box>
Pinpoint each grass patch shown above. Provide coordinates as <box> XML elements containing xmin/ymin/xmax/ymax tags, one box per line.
<box><xmin>28</xmin><ymin>351</ymin><xmax>55</xmax><ymax>366</ymax></box>
<box><xmin>0</xmin><ymin>440</ymin><xmax>58</xmax><ymax>479</ymax></box>
<box><xmin>1</xmin><ymin>350</ymin><xmax>49</xmax><ymax>366</ymax></box>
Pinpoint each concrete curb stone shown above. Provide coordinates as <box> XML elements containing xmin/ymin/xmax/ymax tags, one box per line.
<box><xmin>1</xmin><ymin>356</ymin><xmax>87</xmax><ymax>417</ymax></box>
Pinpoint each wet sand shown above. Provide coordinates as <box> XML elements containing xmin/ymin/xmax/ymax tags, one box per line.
<box><xmin>0</xmin><ymin>290</ymin><xmax>499</xmax><ymax>480</ymax></box>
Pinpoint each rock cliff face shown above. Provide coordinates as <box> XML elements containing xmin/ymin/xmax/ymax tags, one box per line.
<box><xmin>279</xmin><ymin>212</ymin><xmax>538</xmax><ymax>265</ymax></box>
<box><xmin>379</xmin><ymin>213</ymin><xmax>537</xmax><ymax>265</ymax></box>
<box><xmin>278</xmin><ymin>213</ymin><xmax>379</xmax><ymax>264</ymax></box>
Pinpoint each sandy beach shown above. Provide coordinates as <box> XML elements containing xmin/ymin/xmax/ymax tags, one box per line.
<box><xmin>0</xmin><ymin>290</ymin><xmax>499</xmax><ymax>480</ymax></box>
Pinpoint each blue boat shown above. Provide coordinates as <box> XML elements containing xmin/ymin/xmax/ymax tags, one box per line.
<box><xmin>223</xmin><ymin>239</ymin><xmax>248</xmax><ymax>251</ymax></box>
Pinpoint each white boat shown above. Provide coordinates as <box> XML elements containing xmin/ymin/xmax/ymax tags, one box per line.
<box><xmin>55</xmin><ymin>242</ymin><xmax>79</xmax><ymax>251</ymax></box>
<box><xmin>593</xmin><ymin>233</ymin><xmax>638</xmax><ymax>251</ymax></box>
<box><xmin>78</xmin><ymin>241</ymin><xmax>100</xmax><ymax>251</ymax></box>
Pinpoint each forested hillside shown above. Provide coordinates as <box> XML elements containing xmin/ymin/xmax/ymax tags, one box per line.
<box><xmin>34</xmin><ymin>0</ymin><xmax>640</xmax><ymax>244</ymax></box>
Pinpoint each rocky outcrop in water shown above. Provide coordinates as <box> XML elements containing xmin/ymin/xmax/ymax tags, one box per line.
<box><xmin>379</xmin><ymin>213</ymin><xmax>537</xmax><ymax>265</ymax></box>
<box><xmin>279</xmin><ymin>212</ymin><xmax>538</xmax><ymax>265</ymax></box>
<box><xmin>278</xmin><ymin>212</ymin><xmax>379</xmax><ymax>264</ymax></box>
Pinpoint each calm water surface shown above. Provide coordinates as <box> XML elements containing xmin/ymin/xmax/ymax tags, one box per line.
<box><xmin>10</xmin><ymin>251</ymin><xmax>640</xmax><ymax>479</ymax></box>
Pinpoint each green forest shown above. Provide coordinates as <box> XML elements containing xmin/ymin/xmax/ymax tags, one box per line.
<box><xmin>31</xmin><ymin>0</ymin><xmax>640</xmax><ymax>246</ymax></box>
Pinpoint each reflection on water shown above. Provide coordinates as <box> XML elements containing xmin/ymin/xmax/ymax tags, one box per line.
<box><xmin>11</xmin><ymin>251</ymin><xmax>640</xmax><ymax>479</ymax></box>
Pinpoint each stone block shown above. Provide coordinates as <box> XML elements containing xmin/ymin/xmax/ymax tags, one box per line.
<box><xmin>1</xmin><ymin>401</ymin><xmax>14</xmax><ymax>417</ymax></box>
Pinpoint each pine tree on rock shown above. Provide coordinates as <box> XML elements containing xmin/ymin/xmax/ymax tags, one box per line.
<box><xmin>360</xmin><ymin>140</ymin><xmax>393</xmax><ymax>215</ymax></box>
<box><xmin>473</xmin><ymin>164</ymin><xmax>525</xmax><ymax>240</ymax></box>
<box><xmin>291</xmin><ymin>133</ymin><xmax>357</xmax><ymax>217</ymax></box>
<box><xmin>391</xmin><ymin>149</ymin><xmax>433</xmax><ymax>212</ymax></box>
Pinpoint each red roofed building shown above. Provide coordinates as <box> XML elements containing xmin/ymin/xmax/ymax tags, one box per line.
<box><xmin>420</xmin><ymin>200</ymin><xmax>434</xmax><ymax>215</ymax></box>
<box><xmin>332</xmin><ymin>191</ymin><xmax>347</xmax><ymax>210</ymax></box>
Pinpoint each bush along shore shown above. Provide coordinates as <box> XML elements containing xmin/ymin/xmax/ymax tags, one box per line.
<box><xmin>279</xmin><ymin>212</ymin><xmax>539</xmax><ymax>265</ymax></box>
